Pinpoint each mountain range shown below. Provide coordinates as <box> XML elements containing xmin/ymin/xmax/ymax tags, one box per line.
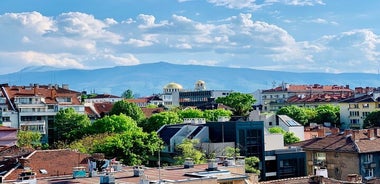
<box><xmin>1</xmin><ymin>62</ymin><xmax>380</xmax><ymax>97</ymax></box>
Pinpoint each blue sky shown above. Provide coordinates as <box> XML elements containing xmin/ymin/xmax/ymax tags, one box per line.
<box><xmin>0</xmin><ymin>0</ymin><xmax>380</xmax><ymax>74</ymax></box>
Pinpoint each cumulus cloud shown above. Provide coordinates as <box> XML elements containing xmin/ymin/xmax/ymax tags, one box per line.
<box><xmin>206</xmin><ymin>0</ymin><xmax>324</xmax><ymax>10</ymax></box>
<box><xmin>0</xmin><ymin>10</ymin><xmax>379</xmax><ymax>74</ymax></box>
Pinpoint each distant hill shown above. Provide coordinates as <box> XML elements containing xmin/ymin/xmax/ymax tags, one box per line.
<box><xmin>1</xmin><ymin>62</ymin><xmax>380</xmax><ymax>97</ymax></box>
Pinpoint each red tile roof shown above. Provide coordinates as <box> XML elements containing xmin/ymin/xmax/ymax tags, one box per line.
<box><xmin>1</xmin><ymin>84</ymin><xmax>81</xmax><ymax>110</ymax></box>
<box><xmin>141</xmin><ymin>107</ymin><xmax>164</xmax><ymax>118</ymax></box>
<box><xmin>5</xmin><ymin>149</ymin><xmax>90</xmax><ymax>180</ymax></box>
<box><xmin>291</xmin><ymin>129</ymin><xmax>380</xmax><ymax>153</ymax></box>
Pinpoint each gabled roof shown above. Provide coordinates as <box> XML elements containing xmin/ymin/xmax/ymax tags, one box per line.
<box><xmin>0</xmin><ymin>84</ymin><xmax>81</xmax><ymax>110</ymax></box>
<box><xmin>93</xmin><ymin>102</ymin><xmax>113</xmax><ymax>115</ymax></box>
<box><xmin>290</xmin><ymin>134</ymin><xmax>357</xmax><ymax>153</ymax></box>
<box><xmin>291</xmin><ymin>129</ymin><xmax>380</xmax><ymax>153</ymax></box>
<box><xmin>339</xmin><ymin>94</ymin><xmax>378</xmax><ymax>103</ymax></box>
<box><xmin>287</xmin><ymin>93</ymin><xmax>348</xmax><ymax>103</ymax></box>
<box><xmin>87</xmin><ymin>94</ymin><xmax>121</xmax><ymax>99</ymax></box>
<box><xmin>141</xmin><ymin>107</ymin><xmax>164</xmax><ymax>118</ymax></box>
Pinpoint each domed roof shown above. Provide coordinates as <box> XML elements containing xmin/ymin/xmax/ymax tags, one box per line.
<box><xmin>164</xmin><ymin>82</ymin><xmax>183</xmax><ymax>89</ymax></box>
<box><xmin>196</xmin><ymin>80</ymin><xmax>205</xmax><ymax>84</ymax></box>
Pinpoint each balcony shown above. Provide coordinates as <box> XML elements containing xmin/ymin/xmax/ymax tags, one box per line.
<box><xmin>20</xmin><ymin>120</ymin><xmax>46</xmax><ymax>134</ymax></box>
<box><xmin>350</xmin><ymin>124</ymin><xmax>361</xmax><ymax>129</ymax></box>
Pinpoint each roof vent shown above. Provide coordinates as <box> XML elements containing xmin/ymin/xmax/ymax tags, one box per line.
<box><xmin>133</xmin><ymin>166</ymin><xmax>144</xmax><ymax>177</ymax></box>
<box><xmin>223</xmin><ymin>157</ymin><xmax>235</xmax><ymax>167</ymax></box>
<box><xmin>206</xmin><ymin>159</ymin><xmax>218</xmax><ymax>171</ymax></box>
<box><xmin>184</xmin><ymin>158</ymin><xmax>194</xmax><ymax>169</ymax></box>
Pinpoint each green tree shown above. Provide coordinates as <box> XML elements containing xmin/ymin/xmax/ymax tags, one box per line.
<box><xmin>174</xmin><ymin>139</ymin><xmax>205</xmax><ymax>165</ymax></box>
<box><xmin>268</xmin><ymin>126</ymin><xmax>300</xmax><ymax>145</ymax></box>
<box><xmin>141</xmin><ymin>111</ymin><xmax>181</xmax><ymax>132</ymax></box>
<box><xmin>215</xmin><ymin>92</ymin><xmax>256</xmax><ymax>116</ymax></box>
<box><xmin>109</xmin><ymin>100</ymin><xmax>145</xmax><ymax>122</ymax></box>
<box><xmin>70</xmin><ymin>133</ymin><xmax>111</xmax><ymax>154</ymax></box>
<box><xmin>245</xmin><ymin>156</ymin><xmax>260</xmax><ymax>174</ymax></box>
<box><xmin>89</xmin><ymin>114</ymin><xmax>138</xmax><ymax>134</ymax></box>
<box><xmin>54</xmin><ymin>108</ymin><xmax>91</xmax><ymax>144</ymax></box>
<box><xmin>17</xmin><ymin>130</ymin><xmax>42</xmax><ymax>148</ymax></box>
<box><xmin>284</xmin><ymin>132</ymin><xmax>300</xmax><ymax>145</ymax></box>
<box><xmin>178</xmin><ymin>109</ymin><xmax>204</xmax><ymax>119</ymax></box>
<box><xmin>93</xmin><ymin>130</ymin><xmax>162</xmax><ymax>166</ymax></box>
<box><xmin>121</xmin><ymin>89</ymin><xmax>134</xmax><ymax>99</ymax></box>
<box><xmin>203</xmin><ymin>109</ymin><xmax>233</xmax><ymax>121</ymax></box>
<box><xmin>364</xmin><ymin>111</ymin><xmax>380</xmax><ymax>128</ymax></box>
<box><xmin>277</xmin><ymin>105</ymin><xmax>309</xmax><ymax>125</ymax></box>
<box><xmin>146</xmin><ymin>104</ymin><xmax>158</xmax><ymax>108</ymax></box>
<box><xmin>312</xmin><ymin>105</ymin><xmax>340</xmax><ymax>126</ymax></box>
<box><xmin>224</xmin><ymin>146</ymin><xmax>240</xmax><ymax>157</ymax></box>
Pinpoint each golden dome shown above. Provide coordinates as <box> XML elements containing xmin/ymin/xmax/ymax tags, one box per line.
<box><xmin>164</xmin><ymin>82</ymin><xmax>183</xmax><ymax>89</ymax></box>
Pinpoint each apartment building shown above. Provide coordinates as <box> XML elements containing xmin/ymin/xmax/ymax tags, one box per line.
<box><xmin>0</xmin><ymin>83</ymin><xmax>84</xmax><ymax>144</ymax></box>
<box><xmin>260</xmin><ymin>83</ymin><xmax>353</xmax><ymax>112</ymax></box>
<box><xmin>339</xmin><ymin>89</ymin><xmax>380</xmax><ymax>129</ymax></box>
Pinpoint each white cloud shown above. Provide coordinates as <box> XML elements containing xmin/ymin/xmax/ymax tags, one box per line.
<box><xmin>1</xmin><ymin>11</ymin><xmax>380</xmax><ymax>74</ymax></box>
<box><xmin>207</xmin><ymin>0</ymin><xmax>262</xmax><ymax>10</ymax></box>
<box><xmin>0</xmin><ymin>51</ymin><xmax>84</xmax><ymax>69</ymax></box>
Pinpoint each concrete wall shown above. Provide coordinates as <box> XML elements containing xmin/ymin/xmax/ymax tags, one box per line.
<box><xmin>264</xmin><ymin>134</ymin><xmax>284</xmax><ymax>151</ymax></box>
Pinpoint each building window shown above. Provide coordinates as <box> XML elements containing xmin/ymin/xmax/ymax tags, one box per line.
<box><xmin>350</xmin><ymin>119</ymin><xmax>360</xmax><ymax>124</ymax></box>
<box><xmin>349</xmin><ymin>104</ymin><xmax>359</xmax><ymax>109</ymax></box>
<box><xmin>362</xmin><ymin>103</ymin><xmax>369</xmax><ymax>108</ymax></box>
<box><xmin>362</xmin><ymin>112</ymin><xmax>370</xmax><ymax>118</ymax></box>
<box><xmin>366</xmin><ymin>168</ymin><xmax>374</xmax><ymax>178</ymax></box>
<box><xmin>365</xmin><ymin>154</ymin><xmax>373</xmax><ymax>163</ymax></box>
<box><xmin>269</xmin><ymin>122</ymin><xmax>273</xmax><ymax>126</ymax></box>
<box><xmin>350</xmin><ymin>111</ymin><xmax>359</xmax><ymax>117</ymax></box>
<box><xmin>314</xmin><ymin>152</ymin><xmax>326</xmax><ymax>165</ymax></box>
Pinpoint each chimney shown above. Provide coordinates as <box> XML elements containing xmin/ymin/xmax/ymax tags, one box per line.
<box><xmin>352</xmin><ymin>130</ymin><xmax>360</xmax><ymax>142</ymax></box>
<box><xmin>344</xmin><ymin>129</ymin><xmax>352</xmax><ymax>136</ymax></box>
<box><xmin>33</xmin><ymin>83</ymin><xmax>39</xmax><ymax>95</ymax></box>
<box><xmin>331</xmin><ymin>128</ymin><xmax>340</xmax><ymax>135</ymax></box>
<box><xmin>317</xmin><ymin>127</ymin><xmax>325</xmax><ymax>137</ymax></box>
<box><xmin>368</xmin><ymin>129</ymin><xmax>376</xmax><ymax>140</ymax></box>
<box><xmin>62</xmin><ymin>84</ymin><xmax>69</xmax><ymax>90</ymax></box>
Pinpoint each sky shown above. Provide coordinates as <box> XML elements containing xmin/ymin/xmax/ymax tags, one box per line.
<box><xmin>0</xmin><ymin>0</ymin><xmax>380</xmax><ymax>75</ymax></box>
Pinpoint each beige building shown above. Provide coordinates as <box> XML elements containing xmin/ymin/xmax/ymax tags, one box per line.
<box><xmin>339</xmin><ymin>90</ymin><xmax>380</xmax><ymax>129</ymax></box>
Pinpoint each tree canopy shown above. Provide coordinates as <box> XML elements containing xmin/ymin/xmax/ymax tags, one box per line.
<box><xmin>141</xmin><ymin>111</ymin><xmax>181</xmax><ymax>132</ymax></box>
<box><xmin>178</xmin><ymin>109</ymin><xmax>204</xmax><ymax>119</ymax></box>
<box><xmin>277</xmin><ymin>104</ymin><xmax>340</xmax><ymax>127</ymax></box>
<box><xmin>268</xmin><ymin>126</ymin><xmax>300</xmax><ymax>145</ymax></box>
<box><xmin>54</xmin><ymin>107</ymin><xmax>91</xmax><ymax>144</ymax></box>
<box><xmin>203</xmin><ymin>109</ymin><xmax>233</xmax><ymax>121</ymax></box>
<box><xmin>174</xmin><ymin>139</ymin><xmax>205</xmax><ymax>165</ymax></box>
<box><xmin>364</xmin><ymin>111</ymin><xmax>380</xmax><ymax>128</ymax></box>
<box><xmin>245</xmin><ymin>156</ymin><xmax>260</xmax><ymax>174</ymax></box>
<box><xmin>277</xmin><ymin>105</ymin><xmax>310</xmax><ymax>125</ymax></box>
<box><xmin>215</xmin><ymin>92</ymin><xmax>256</xmax><ymax>116</ymax></box>
<box><xmin>92</xmin><ymin>131</ymin><xmax>162</xmax><ymax>166</ymax></box>
<box><xmin>89</xmin><ymin>114</ymin><xmax>138</xmax><ymax>134</ymax></box>
<box><xmin>109</xmin><ymin>100</ymin><xmax>145</xmax><ymax>122</ymax></box>
<box><xmin>312</xmin><ymin>105</ymin><xmax>340</xmax><ymax>126</ymax></box>
<box><xmin>67</xmin><ymin>113</ymin><xmax>162</xmax><ymax>166</ymax></box>
<box><xmin>17</xmin><ymin>130</ymin><xmax>42</xmax><ymax>148</ymax></box>
<box><xmin>121</xmin><ymin>89</ymin><xmax>134</xmax><ymax>99</ymax></box>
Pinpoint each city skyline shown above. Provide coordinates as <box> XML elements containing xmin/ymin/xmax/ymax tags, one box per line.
<box><xmin>1</xmin><ymin>0</ymin><xmax>380</xmax><ymax>74</ymax></box>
